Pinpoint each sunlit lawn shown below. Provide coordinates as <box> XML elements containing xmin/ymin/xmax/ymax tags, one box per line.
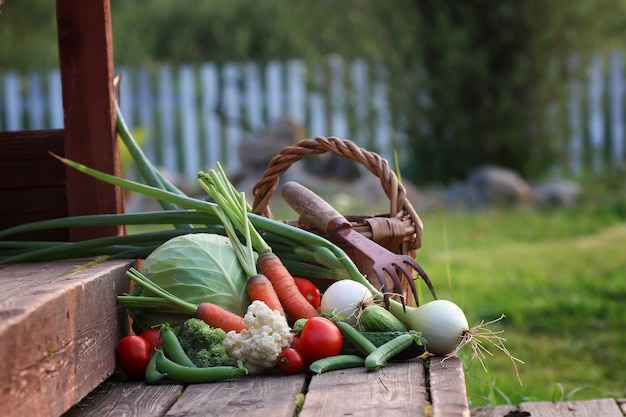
<box><xmin>412</xmin><ymin>206</ymin><xmax>626</xmax><ymax>406</ymax></box>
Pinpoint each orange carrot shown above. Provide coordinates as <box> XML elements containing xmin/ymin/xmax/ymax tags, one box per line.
<box><xmin>195</xmin><ymin>302</ymin><xmax>248</xmax><ymax>333</ymax></box>
<box><xmin>257</xmin><ymin>252</ymin><xmax>319</xmax><ymax>320</ymax></box>
<box><xmin>246</xmin><ymin>274</ymin><xmax>286</xmax><ymax>317</ymax></box>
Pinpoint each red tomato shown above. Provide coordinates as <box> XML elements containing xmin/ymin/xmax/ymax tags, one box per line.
<box><xmin>292</xmin><ymin>316</ymin><xmax>342</xmax><ymax>365</ymax></box>
<box><xmin>276</xmin><ymin>348</ymin><xmax>304</xmax><ymax>375</ymax></box>
<box><xmin>293</xmin><ymin>277</ymin><xmax>321</xmax><ymax>309</ymax></box>
<box><xmin>139</xmin><ymin>328</ymin><xmax>162</xmax><ymax>352</ymax></box>
<box><xmin>116</xmin><ymin>335</ymin><xmax>151</xmax><ymax>380</ymax></box>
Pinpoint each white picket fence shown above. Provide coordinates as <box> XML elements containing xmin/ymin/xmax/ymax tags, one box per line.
<box><xmin>1</xmin><ymin>54</ymin><xmax>625</xmax><ymax>179</ymax></box>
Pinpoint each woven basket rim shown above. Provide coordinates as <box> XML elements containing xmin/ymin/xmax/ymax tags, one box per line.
<box><xmin>250</xmin><ymin>136</ymin><xmax>423</xmax><ymax>251</ymax></box>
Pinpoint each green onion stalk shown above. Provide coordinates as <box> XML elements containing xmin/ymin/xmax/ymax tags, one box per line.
<box><xmin>59</xmin><ymin>154</ymin><xmax>417</xmax><ymax>311</ymax></box>
<box><xmin>0</xmin><ymin>102</ymin><xmax>411</xmax><ymax>314</ymax></box>
<box><xmin>0</xmin><ymin>154</ymin><xmax>400</xmax><ymax>308</ymax></box>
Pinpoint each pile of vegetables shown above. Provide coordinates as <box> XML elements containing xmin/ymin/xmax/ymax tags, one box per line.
<box><xmin>0</xmin><ymin>101</ymin><xmax>521</xmax><ymax>383</ymax></box>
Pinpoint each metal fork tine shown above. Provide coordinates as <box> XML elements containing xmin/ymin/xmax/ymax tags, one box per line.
<box><xmin>384</xmin><ymin>265</ymin><xmax>403</xmax><ymax>295</ymax></box>
<box><xmin>407</xmin><ymin>257</ymin><xmax>437</xmax><ymax>301</ymax></box>
<box><xmin>371</xmin><ymin>265</ymin><xmax>391</xmax><ymax>308</ymax></box>
<box><xmin>397</xmin><ymin>261</ymin><xmax>420</xmax><ymax>307</ymax></box>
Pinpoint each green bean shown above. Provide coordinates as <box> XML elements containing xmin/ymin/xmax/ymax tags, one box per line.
<box><xmin>154</xmin><ymin>351</ymin><xmax>248</xmax><ymax>383</ymax></box>
<box><xmin>335</xmin><ymin>321</ymin><xmax>377</xmax><ymax>356</ymax></box>
<box><xmin>159</xmin><ymin>325</ymin><xmax>197</xmax><ymax>368</ymax></box>
<box><xmin>364</xmin><ymin>332</ymin><xmax>418</xmax><ymax>371</ymax></box>
<box><xmin>144</xmin><ymin>349</ymin><xmax>166</xmax><ymax>384</ymax></box>
<box><xmin>309</xmin><ymin>355</ymin><xmax>365</xmax><ymax>375</ymax></box>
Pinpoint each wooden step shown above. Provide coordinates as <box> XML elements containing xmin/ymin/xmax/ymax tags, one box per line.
<box><xmin>0</xmin><ymin>259</ymin><xmax>134</xmax><ymax>417</ymax></box>
<box><xmin>471</xmin><ymin>398</ymin><xmax>626</xmax><ymax>417</ymax></box>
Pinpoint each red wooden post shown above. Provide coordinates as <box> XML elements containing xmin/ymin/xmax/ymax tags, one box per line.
<box><xmin>56</xmin><ymin>0</ymin><xmax>124</xmax><ymax>241</ymax></box>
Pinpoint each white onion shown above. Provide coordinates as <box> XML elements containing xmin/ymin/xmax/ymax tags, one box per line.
<box><xmin>388</xmin><ymin>297</ymin><xmax>521</xmax><ymax>381</ymax></box>
<box><xmin>406</xmin><ymin>299</ymin><xmax>469</xmax><ymax>356</ymax></box>
<box><xmin>320</xmin><ymin>280</ymin><xmax>373</xmax><ymax>325</ymax></box>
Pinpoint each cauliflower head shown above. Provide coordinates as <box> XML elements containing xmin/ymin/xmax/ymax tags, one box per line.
<box><xmin>222</xmin><ymin>300</ymin><xmax>293</xmax><ymax>374</ymax></box>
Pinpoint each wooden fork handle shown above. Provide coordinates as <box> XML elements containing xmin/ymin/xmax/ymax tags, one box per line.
<box><xmin>281</xmin><ymin>181</ymin><xmax>352</xmax><ymax>235</ymax></box>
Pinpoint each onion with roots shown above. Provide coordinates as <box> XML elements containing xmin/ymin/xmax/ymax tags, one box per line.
<box><xmin>408</xmin><ymin>300</ymin><xmax>469</xmax><ymax>356</ymax></box>
<box><xmin>388</xmin><ymin>298</ymin><xmax>523</xmax><ymax>383</ymax></box>
<box><xmin>319</xmin><ymin>280</ymin><xmax>374</xmax><ymax>325</ymax></box>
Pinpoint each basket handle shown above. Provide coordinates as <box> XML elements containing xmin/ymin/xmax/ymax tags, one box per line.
<box><xmin>251</xmin><ymin>136</ymin><xmax>423</xmax><ymax>249</ymax></box>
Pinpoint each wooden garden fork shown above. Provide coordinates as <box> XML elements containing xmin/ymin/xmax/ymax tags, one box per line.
<box><xmin>281</xmin><ymin>181</ymin><xmax>437</xmax><ymax>308</ymax></box>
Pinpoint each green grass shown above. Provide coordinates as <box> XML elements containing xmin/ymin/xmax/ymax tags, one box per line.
<box><xmin>412</xmin><ymin>206</ymin><xmax>626</xmax><ymax>406</ymax></box>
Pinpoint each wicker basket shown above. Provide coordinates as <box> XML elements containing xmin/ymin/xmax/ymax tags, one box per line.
<box><xmin>251</xmin><ymin>136</ymin><xmax>423</xmax><ymax>305</ymax></box>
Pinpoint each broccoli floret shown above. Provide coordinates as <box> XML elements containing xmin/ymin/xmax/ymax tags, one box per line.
<box><xmin>177</xmin><ymin>318</ymin><xmax>235</xmax><ymax>367</ymax></box>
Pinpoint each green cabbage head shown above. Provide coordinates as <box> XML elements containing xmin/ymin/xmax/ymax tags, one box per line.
<box><xmin>129</xmin><ymin>233</ymin><xmax>250</xmax><ymax>331</ymax></box>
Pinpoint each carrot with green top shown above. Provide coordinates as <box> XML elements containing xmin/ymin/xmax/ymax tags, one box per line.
<box><xmin>245</xmin><ymin>274</ymin><xmax>286</xmax><ymax>317</ymax></box>
<box><xmin>197</xmin><ymin>165</ymin><xmax>318</xmax><ymax>321</ymax></box>
<box><xmin>122</xmin><ymin>268</ymin><xmax>248</xmax><ymax>333</ymax></box>
<box><xmin>256</xmin><ymin>252</ymin><xmax>318</xmax><ymax>319</ymax></box>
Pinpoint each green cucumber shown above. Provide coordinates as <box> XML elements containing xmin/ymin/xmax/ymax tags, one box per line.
<box><xmin>341</xmin><ymin>331</ymin><xmax>425</xmax><ymax>360</ymax></box>
<box><xmin>360</xmin><ymin>304</ymin><xmax>408</xmax><ymax>332</ymax></box>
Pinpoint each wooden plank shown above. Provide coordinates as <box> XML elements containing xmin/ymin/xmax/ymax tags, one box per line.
<box><xmin>0</xmin><ymin>259</ymin><xmax>87</xmax><ymax>297</ymax></box>
<box><xmin>48</xmin><ymin>69</ymin><xmax>65</xmax><ymax>128</ymax></box>
<box><xmin>179</xmin><ymin>65</ymin><xmax>199</xmax><ymax>179</ymax></box>
<box><xmin>26</xmin><ymin>73</ymin><xmax>46</xmax><ymax>129</ymax></box>
<box><xmin>0</xmin><ymin>190</ymin><xmax>69</xmax><ymax>240</ymax></box>
<box><xmin>470</xmin><ymin>405</ymin><xmax>518</xmax><ymax>417</ymax></box>
<box><xmin>200</xmin><ymin>63</ymin><xmax>220</xmax><ymax>169</ymax></box>
<box><xmin>300</xmin><ymin>359</ymin><xmax>427</xmax><ymax>417</ymax></box>
<box><xmin>2</xmin><ymin>72</ymin><xmax>22</xmax><ymax>130</ymax></box>
<box><xmin>428</xmin><ymin>356</ymin><xmax>471</xmax><ymax>417</ymax></box>
<box><xmin>56</xmin><ymin>0</ymin><xmax>124</xmax><ymax>241</ymax></box>
<box><xmin>156</xmin><ymin>66</ymin><xmax>176</xmax><ymax>173</ymax></box>
<box><xmin>519</xmin><ymin>398</ymin><xmax>625</xmax><ymax>417</ymax></box>
<box><xmin>618</xmin><ymin>399</ymin><xmax>626</xmax><ymax>415</ymax></box>
<box><xmin>0</xmin><ymin>259</ymin><xmax>133</xmax><ymax>417</ymax></box>
<box><xmin>0</xmin><ymin>130</ymin><xmax>66</xmax><ymax>189</ymax></box>
<box><xmin>165</xmin><ymin>373</ymin><xmax>307</xmax><ymax>417</ymax></box>
<box><xmin>64</xmin><ymin>382</ymin><xmax>184</xmax><ymax>417</ymax></box>
<box><xmin>0</xmin><ymin>130</ymin><xmax>69</xmax><ymax>240</ymax></box>
<box><xmin>223</xmin><ymin>63</ymin><xmax>242</xmax><ymax>170</ymax></box>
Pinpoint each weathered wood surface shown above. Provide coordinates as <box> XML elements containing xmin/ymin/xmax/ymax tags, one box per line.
<box><xmin>167</xmin><ymin>373</ymin><xmax>307</xmax><ymax>417</ymax></box>
<box><xmin>63</xmin><ymin>382</ymin><xmax>184</xmax><ymax>417</ymax></box>
<box><xmin>519</xmin><ymin>398</ymin><xmax>625</xmax><ymax>416</ymax></box>
<box><xmin>471</xmin><ymin>398</ymin><xmax>626</xmax><ymax>417</ymax></box>
<box><xmin>63</xmin><ymin>357</ymin><xmax>626</xmax><ymax>417</ymax></box>
<box><xmin>300</xmin><ymin>359</ymin><xmax>427</xmax><ymax>417</ymax></box>
<box><xmin>65</xmin><ymin>357</ymin><xmax>467</xmax><ymax>417</ymax></box>
<box><xmin>0</xmin><ymin>129</ymin><xmax>68</xmax><ymax>241</ymax></box>
<box><xmin>0</xmin><ymin>259</ymin><xmax>134</xmax><ymax>417</ymax></box>
<box><xmin>471</xmin><ymin>405</ymin><xmax>517</xmax><ymax>417</ymax></box>
<box><xmin>430</xmin><ymin>356</ymin><xmax>472</xmax><ymax>417</ymax></box>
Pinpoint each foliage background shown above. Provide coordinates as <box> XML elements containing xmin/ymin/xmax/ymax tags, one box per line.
<box><xmin>2</xmin><ymin>0</ymin><xmax>626</xmax><ymax>183</ymax></box>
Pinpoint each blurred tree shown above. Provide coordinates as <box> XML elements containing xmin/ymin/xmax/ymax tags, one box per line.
<box><xmin>2</xmin><ymin>0</ymin><xmax>626</xmax><ymax>182</ymax></box>
<box><xmin>0</xmin><ymin>0</ymin><xmax>59</xmax><ymax>70</ymax></box>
